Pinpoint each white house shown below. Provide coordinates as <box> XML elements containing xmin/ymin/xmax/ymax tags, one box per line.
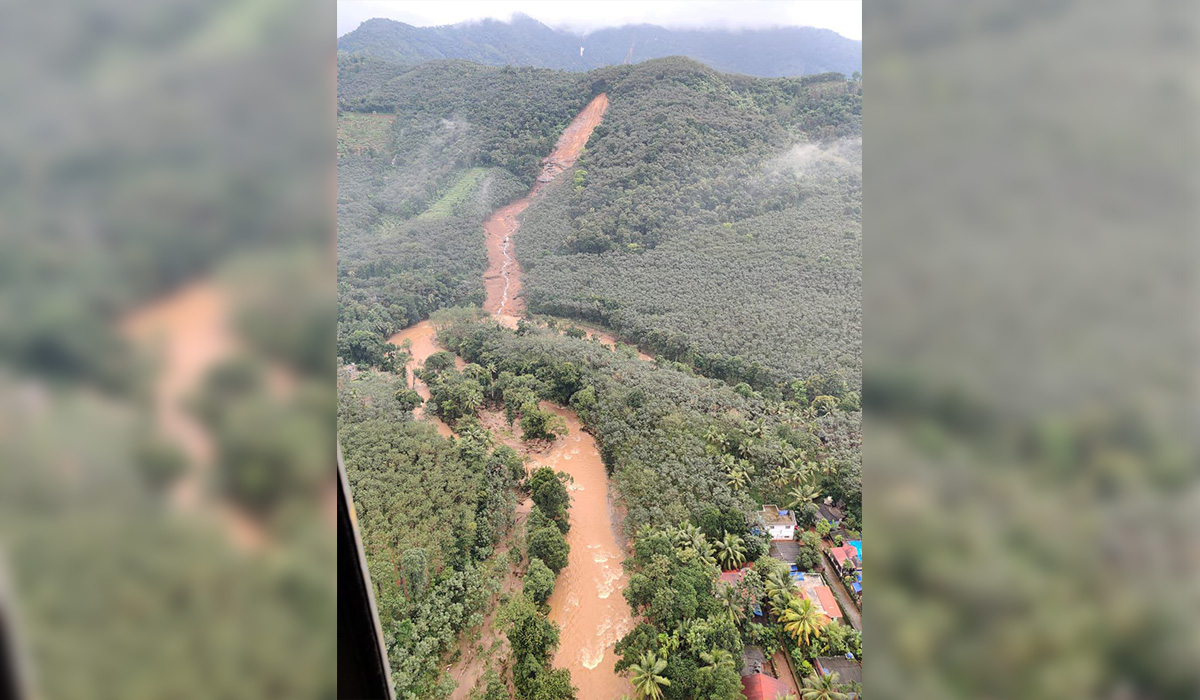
<box><xmin>759</xmin><ymin>505</ymin><xmax>796</xmax><ymax>541</ymax></box>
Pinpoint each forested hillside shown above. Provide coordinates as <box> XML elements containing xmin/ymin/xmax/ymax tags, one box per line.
<box><xmin>337</xmin><ymin>59</ymin><xmax>590</xmax><ymax>367</ymax></box>
<box><xmin>338</xmin><ymin>15</ymin><xmax>861</xmax><ymax>78</ymax></box>
<box><xmin>436</xmin><ymin>318</ymin><xmax>862</xmax><ymax>699</ymax></box>
<box><xmin>338</xmin><ymin>56</ymin><xmax>861</xmax><ymax>392</ymax></box>
<box><xmin>517</xmin><ymin>59</ymin><xmax>861</xmax><ymax>392</ymax></box>
<box><xmin>438</xmin><ymin>320</ymin><xmax>862</xmax><ymax>532</ymax></box>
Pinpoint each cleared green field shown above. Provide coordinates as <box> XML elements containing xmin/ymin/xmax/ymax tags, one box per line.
<box><xmin>337</xmin><ymin>112</ymin><xmax>393</xmax><ymax>156</ymax></box>
<box><xmin>417</xmin><ymin>168</ymin><xmax>489</xmax><ymax>220</ymax></box>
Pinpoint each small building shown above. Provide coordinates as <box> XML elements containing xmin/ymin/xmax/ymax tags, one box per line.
<box><xmin>759</xmin><ymin>505</ymin><xmax>797</xmax><ymax>541</ymax></box>
<box><xmin>740</xmin><ymin>669</ymin><xmax>792</xmax><ymax>700</ymax></box>
<box><xmin>814</xmin><ymin>656</ymin><xmax>862</xmax><ymax>693</ymax></box>
<box><xmin>817</xmin><ymin>502</ymin><xmax>844</xmax><ymax>527</ymax></box>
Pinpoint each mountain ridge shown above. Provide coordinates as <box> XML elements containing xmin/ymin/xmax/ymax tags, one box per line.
<box><xmin>338</xmin><ymin>15</ymin><xmax>861</xmax><ymax>78</ymax></box>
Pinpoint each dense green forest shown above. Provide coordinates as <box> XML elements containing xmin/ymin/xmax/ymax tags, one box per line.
<box><xmin>338</xmin><ymin>364</ymin><xmax>528</xmax><ymax>698</ymax></box>
<box><xmin>338</xmin><ymin>15</ymin><xmax>861</xmax><ymax>78</ymax></box>
<box><xmin>438</xmin><ymin>320</ymin><xmax>861</xmax><ymax>532</ymax></box>
<box><xmin>337</xmin><ymin>58</ymin><xmax>598</xmax><ymax>369</ymax></box>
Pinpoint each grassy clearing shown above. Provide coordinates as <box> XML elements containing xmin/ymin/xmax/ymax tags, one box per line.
<box><xmin>337</xmin><ymin>113</ymin><xmax>393</xmax><ymax>156</ymax></box>
<box><xmin>417</xmin><ymin>168</ymin><xmax>489</xmax><ymax>221</ymax></box>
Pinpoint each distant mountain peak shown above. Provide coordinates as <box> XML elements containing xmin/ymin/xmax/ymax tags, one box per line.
<box><xmin>338</xmin><ymin>17</ymin><xmax>860</xmax><ymax>78</ymax></box>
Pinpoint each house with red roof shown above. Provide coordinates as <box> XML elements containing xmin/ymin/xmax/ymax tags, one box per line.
<box><xmin>740</xmin><ymin>669</ymin><xmax>792</xmax><ymax>700</ymax></box>
<box><xmin>814</xmin><ymin>586</ymin><xmax>843</xmax><ymax>621</ymax></box>
<box><xmin>828</xmin><ymin>545</ymin><xmax>860</xmax><ymax>576</ymax></box>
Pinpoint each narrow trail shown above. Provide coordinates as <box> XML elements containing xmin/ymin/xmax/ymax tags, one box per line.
<box><xmin>389</xmin><ymin>93</ymin><xmax>634</xmax><ymax>699</ymax></box>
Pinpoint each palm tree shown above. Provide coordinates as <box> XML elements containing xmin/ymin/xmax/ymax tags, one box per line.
<box><xmin>673</xmin><ymin>523</ymin><xmax>704</xmax><ymax>552</ymax></box>
<box><xmin>764</xmin><ymin>570</ymin><xmax>797</xmax><ymax>616</ymax></box>
<box><xmin>718</xmin><ymin>453</ymin><xmax>738</xmax><ymax>473</ymax></box>
<box><xmin>714</xmin><ymin>533</ymin><xmax>746</xmax><ymax>570</ymax></box>
<box><xmin>780</xmin><ymin>596</ymin><xmax>827</xmax><ymax>647</ymax></box>
<box><xmin>656</xmin><ymin>631</ymin><xmax>681</xmax><ymax>654</ymax></box>
<box><xmin>698</xmin><ymin>648</ymin><xmax>736</xmax><ymax>679</ymax></box>
<box><xmin>775</xmin><ymin>461</ymin><xmax>803</xmax><ymax>487</ymax></box>
<box><xmin>736</xmin><ymin>438</ymin><xmax>757</xmax><ymax>459</ymax></box>
<box><xmin>787</xmin><ymin>480</ymin><xmax>821</xmax><ymax>510</ymax></box>
<box><xmin>715</xmin><ymin>583</ymin><xmax>746</xmax><ymax>626</ymax></box>
<box><xmin>801</xmin><ymin>672</ymin><xmax>848</xmax><ymax>700</ymax></box>
<box><xmin>726</xmin><ymin>469</ymin><xmax>749</xmax><ymax>491</ymax></box>
<box><xmin>691</xmin><ymin>536</ymin><xmax>718</xmax><ymax>568</ymax></box>
<box><xmin>627</xmin><ymin>651</ymin><xmax>671</xmax><ymax>700</ymax></box>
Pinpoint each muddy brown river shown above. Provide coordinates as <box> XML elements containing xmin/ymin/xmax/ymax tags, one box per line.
<box><xmin>389</xmin><ymin>93</ymin><xmax>634</xmax><ymax>698</ymax></box>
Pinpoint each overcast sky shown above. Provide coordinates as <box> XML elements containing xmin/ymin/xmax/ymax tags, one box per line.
<box><xmin>337</xmin><ymin>1</ymin><xmax>861</xmax><ymax>41</ymax></box>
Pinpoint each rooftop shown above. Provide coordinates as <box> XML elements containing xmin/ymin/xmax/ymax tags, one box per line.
<box><xmin>741</xmin><ymin>670</ymin><xmax>791</xmax><ymax>700</ymax></box>
<box><xmin>769</xmin><ymin>540</ymin><xmax>799</xmax><ymax>564</ymax></box>
<box><xmin>760</xmin><ymin>505</ymin><xmax>797</xmax><ymax>528</ymax></box>
<box><xmin>829</xmin><ymin>545</ymin><xmax>859</xmax><ymax>568</ymax></box>
<box><xmin>817</xmin><ymin>502</ymin><xmax>844</xmax><ymax>522</ymax></box>
<box><xmin>720</xmin><ymin>565</ymin><xmax>752</xmax><ymax>586</ymax></box>
<box><xmin>814</xmin><ymin>586</ymin><xmax>843</xmax><ymax>619</ymax></box>
<box><xmin>741</xmin><ymin>646</ymin><xmax>768</xmax><ymax>677</ymax></box>
<box><xmin>815</xmin><ymin>656</ymin><xmax>862</xmax><ymax>685</ymax></box>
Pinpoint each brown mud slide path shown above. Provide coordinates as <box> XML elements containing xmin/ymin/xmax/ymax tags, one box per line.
<box><xmin>484</xmin><ymin>93</ymin><xmax>609</xmax><ymax>326</ymax></box>
<box><xmin>391</xmin><ymin>94</ymin><xmax>633</xmax><ymax>698</ymax></box>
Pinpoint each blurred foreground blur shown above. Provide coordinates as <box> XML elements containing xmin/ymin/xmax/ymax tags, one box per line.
<box><xmin>866</xmin><ymin>1</ymin><xmax>1197</xmax><ymax>698</ymax></box>
<box><xmin>0</xmin><ymin>1</ymin><xmax>334</xmax><ymax>698</ymax></box>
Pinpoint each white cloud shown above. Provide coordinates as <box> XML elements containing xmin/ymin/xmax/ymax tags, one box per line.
<box><xmin>337</xmin><ymin>1</ymin><xmax>861</xmax><ymax>41</ymax></box>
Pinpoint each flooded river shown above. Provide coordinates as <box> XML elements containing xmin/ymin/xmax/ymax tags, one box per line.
<box><xmin>538</xmin><ymin>403</ymin><xmax>634</xmax><ymax>697</ymax></box>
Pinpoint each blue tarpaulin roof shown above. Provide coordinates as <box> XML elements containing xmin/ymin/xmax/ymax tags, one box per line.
<box><xmin>851</xmin><ymin>582</ymin><xmax>862</xmax><ymax>593</ymax></box>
